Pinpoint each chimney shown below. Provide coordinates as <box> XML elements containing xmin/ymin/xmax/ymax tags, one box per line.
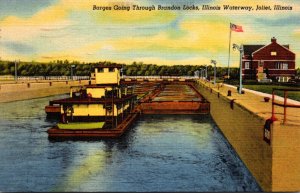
<box><xmin>271</xmin><ymin>37</ymin><xmax>277</xmax><ymax>43</ymax></box>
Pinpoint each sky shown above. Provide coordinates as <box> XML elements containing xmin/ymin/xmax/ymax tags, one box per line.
<box><xmin>0</xmin><ymin>0</ymin><xmax>299</xmax><ymax>67</ymax></box>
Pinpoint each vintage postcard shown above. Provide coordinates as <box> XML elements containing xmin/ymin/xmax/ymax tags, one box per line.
<box><xmin>0</xmin><ymin>0</ymin><xmax>299</xmax><ymax>192</ymax></box>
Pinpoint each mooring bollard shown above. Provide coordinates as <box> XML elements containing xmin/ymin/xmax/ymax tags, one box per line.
<box><xmin>264</xmin><ymin>97</ymin><xmax>270</xmax><ymax>102</ymax></box>
<box><xmin>227</xmin><ymin>90</ymin><xmax>232</xmax><ymax>96</ymax></box>
<box><xmin>230</xmin><ymin>99</ymin><xmax>235</xmax><ymax>109</ymax></box>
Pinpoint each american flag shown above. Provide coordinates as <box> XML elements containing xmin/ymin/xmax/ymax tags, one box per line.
<box><xmin>230</xmin><ymin>23</ymin><xmax>243</xmax><ymax>32</ymax></box>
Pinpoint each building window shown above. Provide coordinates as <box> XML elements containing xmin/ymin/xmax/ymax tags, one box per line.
<box><xmin>109</xmin><ymin>68</ymin><xmax>115</xmax><ymax>72</ymax></box>
<box><xmin>275</xmin><ymin>62</ymin><xmax>288</xmax><ymax>69</ymax></box>
<box><xmin>98</xmin><ymin>68</ymin><xmax>104</xmax><ymax>73</ymax></box>
<box><xmin>244</xmin><ymin>62</ymin><xmax>250</xmax><ymax>69</ymax></box>
<box><xmin>278</xmin><ymin>76</ymin><xmax>289</xmax><ymax>82</ymax></box>
<box><xmin>271</xmin><ymin>51</ymin><xmax>277</xmax><ymax>56</ymax></box>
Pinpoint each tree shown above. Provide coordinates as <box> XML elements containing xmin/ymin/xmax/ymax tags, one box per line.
<box><xmin>187</xmin><ymin>70</ymin><xmax>193</xmax><ymax>76</ymax></box>
<box><xmin>0</xmin><ymin>60</ymin><xmax>242</xmax><ymax>79</ymax></box>
<box><xmin>145</xmin><ymin>70</ymin><xmax>151</xmax><ymax>76</ymax></box>
<box><xmin>151</xmin><ymin>70</ymin><xmax>157</xmax><ymax>76</ymax></box>
<box><xmin>137</xmin><ymin>70</ymin><xmax>143</xmax><ymax>76</ymax></box>
<box><xmin>158</xmin><ymin>66</ymin><xmax>166</xmax><ymax>76</ymax></box>
<box><xmin>126</xmin><ymin>68</ymin><xmax>132</xmax><ymax>76</ymax></box>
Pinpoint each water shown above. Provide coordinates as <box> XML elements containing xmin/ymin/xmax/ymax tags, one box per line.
<box><xmin>0</xmin><ymin>95</ymin><xmax>261</xmax><ymax>192</ymax></box>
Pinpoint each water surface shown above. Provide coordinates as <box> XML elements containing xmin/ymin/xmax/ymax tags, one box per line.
<box><xmin>0</xmin><ymin>95</ymin><xmax>261</xmax><ymax>192</ymax></box>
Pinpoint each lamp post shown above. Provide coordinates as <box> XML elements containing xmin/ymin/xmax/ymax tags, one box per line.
<box><xmin>71</xmin><ymin>64</ymin><xmax>76</xmax><ymax>80</ymax></box>
<box><xmin>194</xmin><ymin>70</ymin><xmax>200</xmax><ymax>79</ymax></box>
<box><xmin>233</xmin><ymin>43</ymin><xmax>244</xmax><ymax>94</ymax></box>
<box><xmin>121</xmin><ymin>64</ymin><xmax>124</xmax><ymax>79</ymax></box>
<box><xmin>211</xmin><ymin>60</ymin><xmax>217</xmax><ymax>85</ymax></box>
<box><xmin>199</xmin><ymin>69</ymin><xmax>203</xmax><ymax>79</ymax></box>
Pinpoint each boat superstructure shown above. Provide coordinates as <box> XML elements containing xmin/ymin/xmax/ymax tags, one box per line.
<box><xmin>47</xmin><ymin>64</ymin><xmax>138</xmax><ymax>138</ymax></box>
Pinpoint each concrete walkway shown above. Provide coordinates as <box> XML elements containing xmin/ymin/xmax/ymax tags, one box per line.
<box><xmin>0</xmin><ymin>80</ymin><xmax>91</xmax><ymax>103</ymax></box>
<box><xmin>199</xmin><ymin>80</ymin><xmax>300</xmax><ymax>126</ymax></box>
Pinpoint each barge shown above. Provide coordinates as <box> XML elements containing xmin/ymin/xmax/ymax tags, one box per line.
<box><xmin>46</xmin><ymin>64</ymin><xmax>210</xmax><ymax>139</ymax></box>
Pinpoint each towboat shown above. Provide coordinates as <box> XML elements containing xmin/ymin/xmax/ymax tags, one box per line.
<box><xmin>47</xmin><ymin>64</ymin><xmax>138</xmax><ymax>138</ymax></box>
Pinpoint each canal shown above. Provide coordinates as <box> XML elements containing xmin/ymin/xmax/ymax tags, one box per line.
<box><xmin>0</xmin><ymin>95</ymin><xmax>261</xmax><ymax>192</ymax></box>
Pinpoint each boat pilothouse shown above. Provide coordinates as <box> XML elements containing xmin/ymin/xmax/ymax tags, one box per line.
<box><xmin>46</xmin><ymin>63</ymin><xmax>137</xmax><ymax>133</ymax></box>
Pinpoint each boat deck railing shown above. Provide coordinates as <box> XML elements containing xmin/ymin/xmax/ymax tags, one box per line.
<box><xmin>122</xmin><ymin>75</ymin><xmax>197</xmax><ymax>80</ymax></box>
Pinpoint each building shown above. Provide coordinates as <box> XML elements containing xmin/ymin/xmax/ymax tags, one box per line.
<box><xmin>242</xmin><ymin>37</ymin><xmax>296</xmax><ymax>82</ymax></box>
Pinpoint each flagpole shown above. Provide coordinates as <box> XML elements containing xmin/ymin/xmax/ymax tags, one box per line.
<box><xmin>227</xmin><ymin>23</ymin><xmax>232</xmax><ymax>79</ymax></box>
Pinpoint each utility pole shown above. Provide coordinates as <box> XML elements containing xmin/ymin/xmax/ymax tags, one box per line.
<box><xmin>211</xmin><ymin>60</ymin><xmax>217</xmax><ymax>85</ymax></box>
<box><xmin>233</xmin><ymin>43</ymin><xmax>244</xmax><ymax>94</ymax></box>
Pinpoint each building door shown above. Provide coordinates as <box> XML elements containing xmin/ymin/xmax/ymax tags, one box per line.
<box><xmin>258</xmin><ymin>61</ymin><xmax>264</xmax><ymax>73</ymax></box>
<box><xmin>257</xmin><ymin>61</ymin><xmax>267</xmax><ymax>81</ymax></box>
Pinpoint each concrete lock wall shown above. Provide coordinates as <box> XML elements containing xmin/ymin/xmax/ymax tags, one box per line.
<box><xmin>0</xmin><ymin>80</ymin><xmax>90</xmax><ymax>103</ymax></box>
<box><xmin>272</xmin><ymin>122</ymin><xmax>300</xmax><ymax>191</ymax></box>
<box><xmin>194</xmin><ymin>80</ymin><xmax>300</xmax><ymax>192</ymax></box>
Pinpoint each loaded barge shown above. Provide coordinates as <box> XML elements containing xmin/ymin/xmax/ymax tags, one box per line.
<box><xmin>46</xmin><ymin>64</ymin><xmax>210</xmax><ymax>138</ymax></box>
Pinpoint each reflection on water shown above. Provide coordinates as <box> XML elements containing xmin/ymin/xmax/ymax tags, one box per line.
<box><xmin>0</xmin><ymin>95</ymin><xmax>261</xmax><ymax>192</ymax></box>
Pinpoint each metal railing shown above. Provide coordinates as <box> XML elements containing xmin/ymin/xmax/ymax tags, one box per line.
<box><xmin>0</xmin><ymin>76</ymin><xmax>90</xmax><ymax>81</ymax></box>
<box><xmin>271</xmin><ymin>88</ymin><xmax>300</xmax><ymax>123</ymax></box>
<box><xmin>122</xmin><ymin>75</ymin><xmax>197</xmax><ymax>79</ymax></box>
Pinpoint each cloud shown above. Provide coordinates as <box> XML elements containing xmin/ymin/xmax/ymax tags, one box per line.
<box><xmin>0</xmin><ymin>20</ymin><xmax>73</xmax><ymax>42</ymax></box>
<box><xmin>91</xmin><ymin>6</ymin><xmax>177</xmax><ymax>24</ymax></box>
<box><xmin>215</xmin><ymin>0</ymin><xmax>300</xmax><ymax>15</ymax></box>
<box><xmin>0</xmin><ymin>0</ymin><xmax>55</xmax><ymax>18</ymax></box>
<box><xmin>110</xmin><ymin>55</ymin><xmax>213</xmax><ymax>66</ymax></box>
<box><xmin>256</xmin><ymin>16</ymin><xmax>300</xmax><ymax>27</ymax></box>
<box><xmin>293</xmin><ymin>29</ymin><xmax>300</xmax><ymax>37</ymax></box>
<box><xmin>0</xmin><ymin>3</ymin><xmax>68</xmax><ymax>26</ymax></box>
<box><xmin>0</xmin><ymin>0</ymin><xmax>299</xmax><ymax>68</ymax></box>
<box><xmin>2</xmin><ymin>41</ymin><xmax>36</xmax><ymax>54</ymax></box>
<box><xmin>96</xmin><ymin>16</ymin><xmax>265</xmax><ymax>55</ymax></box>
<box><xmin>55</xmin><ymin>0</ymin><xmax>178</xmax><ymax>25</ymax></box>
<box><xmin>0</xmin><ymin>0</ymin><xmax>73</xmax><ymax>42</ymax></box>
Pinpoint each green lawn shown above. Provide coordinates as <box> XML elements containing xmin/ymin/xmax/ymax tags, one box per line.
<box><xmin>243</xmin><ymin>85</ymin><xmax>300</xmax><ymax>102</ymax></box>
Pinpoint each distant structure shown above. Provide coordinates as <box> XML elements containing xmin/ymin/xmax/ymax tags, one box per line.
<box><xmin>242</xmin><ymin>37</ymin><xmax>296</xmax><ymax>82</ymax></box>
